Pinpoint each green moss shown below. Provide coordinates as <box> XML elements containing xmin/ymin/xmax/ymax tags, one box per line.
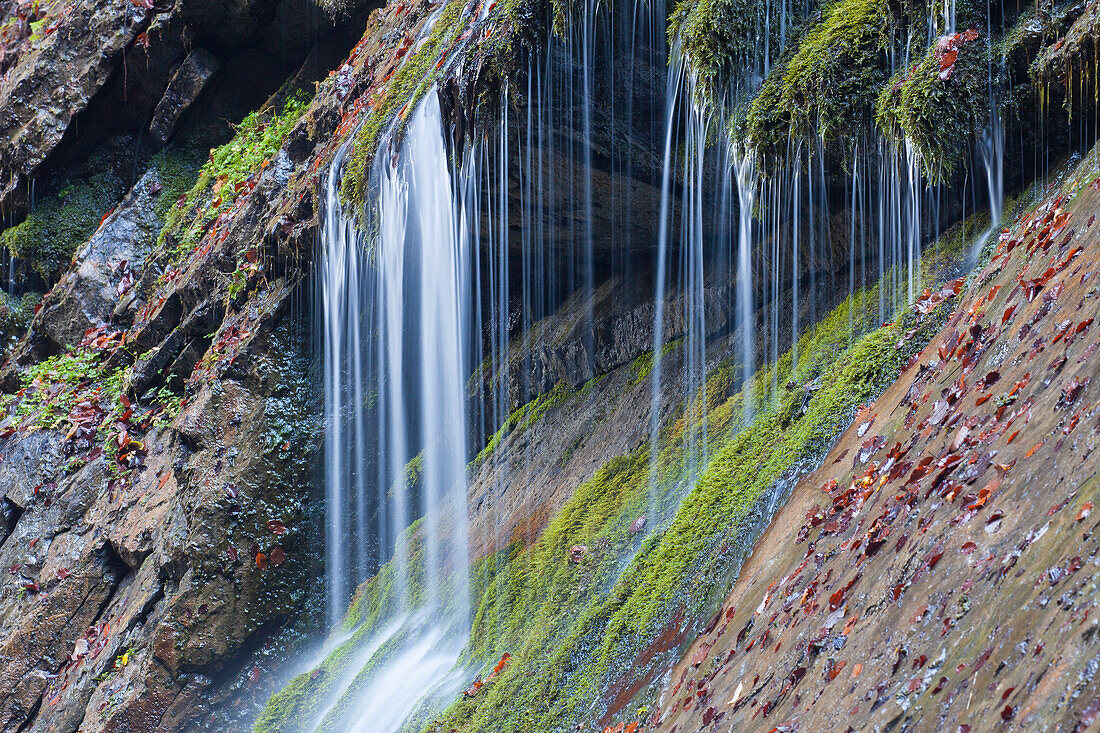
<box><xmin>745</xmin><ymin>0</ymin><xmax>895</xmax><ymax>154</ymax></box>
<box><xmin>149</xmin><ymin>147</ymin><xmax>205</xmax><ymax>224</ymax></box>
<box><xmin>158</xmin><ymin>92</ymin><xmax>311</xmax><ymax>265</ymax></box>
<box><xmin>876</xmin><ymin>35</ymin><xmax>989</xmax><ymax>179</ymax></box>
<box><xmin>629</xmin><ymin>338</ymin><xmax>682</xmax><ymax>386</ymax></box>
<box><xmin>0</xmin><ymin>170</ymin><xmax>125</xmax><ymax>281</ymax></box>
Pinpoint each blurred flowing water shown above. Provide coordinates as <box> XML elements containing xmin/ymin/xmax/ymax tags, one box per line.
<box><xmin>301</xmin><ymin>0</ymin><xmax>1013</xmax><ymax>726</ymax></box>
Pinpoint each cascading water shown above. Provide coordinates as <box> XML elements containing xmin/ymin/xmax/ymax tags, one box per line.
<box><xmin>275</xmin><ymin>0</ymin><xmax>1023</xmax><ymax>726</ymax></box>
<box><xmin>974</xmin><ymin>96</ymin><xmax>1005</xmax><ymax>262</ymax></box>
<box><xmin>316</xmin><ymin>92</ymin><xmax>472</xmax><ymax>733</ymax></box>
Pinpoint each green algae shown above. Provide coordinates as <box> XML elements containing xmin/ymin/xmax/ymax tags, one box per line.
<box><xmin>473</xmin><ymin>380</ymin><xmax>573</xmax><ymax>467</ymax></box>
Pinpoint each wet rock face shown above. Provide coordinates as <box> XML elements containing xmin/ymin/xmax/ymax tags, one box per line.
<box><xmin>27</xmin><ymin>170</ymin><xmax>167</xmax><ymax>351</ymax></box>
<box><xmin>0</xmin><ymin>0</ymin><xmax>360</xmax><ymax>218</ymax></box>
<box><xmin>149</xmin><ymin>48</ymin><xmax>221</xmax><ymax>145</ymax></box>
<box><xmin>0</xmin><ymin>0</ymin><xmax>145</xmax><ymax>211</ymax></box>
<box><xmin>649</xmin><ymin>173</ymin><xmax>1100</xmax><ymax>733</ymax></box>
<box><xmin>0</xmin><ymin>0</ymin><xmax>348</xmax><ymax>720</ymax></box>
<box><xmin>0</xmin><ymin>324</ymin><xmax>320</xmax><ymax>733</ymax></box>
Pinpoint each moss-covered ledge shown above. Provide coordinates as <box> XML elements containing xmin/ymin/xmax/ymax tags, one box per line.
<box><xmin>740</xmin><ymin>0</ymin><xmax>902</xmax><ymax>158</ymax></box>
<box><xmin>337</xmin><ymin>0</ymin><xmax>551</xmax><ymax>215</ymax></box>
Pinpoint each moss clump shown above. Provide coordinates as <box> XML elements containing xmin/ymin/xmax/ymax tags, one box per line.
<box><xmin>159</xmin><ymin>92</ymin><xmax>311</xmax><ymax>264</ymax></box>
<box><xmin>0</xmin><ymin>170</ymin><xmax>125</xmax><ymax>281</ymax></box>
<box><xmin>629</xmin><ymin>338</ymin><xmax>682</xmax><ymax>386</ymax></box>
<box><xmin>745</xmin><ymin>0</ymin><xmax>895</xmax><ymax>154</ymax></box>
<box><xmin>876</xmin><ymin>33</ymin><xmax>990</xmax><ymax>179</ymax></box>
<box><xmin>741</xmin><ymin>56</ymin><xmax>792</xmax><ymax>156</ymax></box>
<box><xmin>670</xmin><ymin>0</ymin><xmax>797</xmax><ymax>106</ymax></box>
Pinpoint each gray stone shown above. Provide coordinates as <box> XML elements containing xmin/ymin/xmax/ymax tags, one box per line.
<box><xmin>30</xmin><ymin>170</ymin><xmax>166</xmax><ymax>350</ymax></box>
<box><xmin>149</xmin><ymin>49</ymin><xmax>221</xmax><ymax>145</ymax></box>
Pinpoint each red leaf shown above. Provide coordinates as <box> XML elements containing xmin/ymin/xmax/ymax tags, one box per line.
<box><xmin>1078</xmin><ymin>501</ymin><xmax>1093</xmax><ymax>521</ymax></box>
<box><xmin>255</xmin><ymin>552</ymin><xmax>268</xmax><ymax>570</ymax></box>
<box><xmin>267</xmin><ymin>520</ymin><xmax>288</xmax><ymax>536</ymax></box>
<box><xmin>269</xmin><ymin>546</ymin><xmax>286</xmax><ymax>566</ymax></box>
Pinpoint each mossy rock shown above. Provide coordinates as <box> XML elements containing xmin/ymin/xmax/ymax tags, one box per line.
<box><xmin>339</xmin><ymin>0</ymin><xmax>549</xmax><ymax>215</ymax></box>
<box><xmin>0</xmin><ymin>171</ymin><xmax>125</xmax><ymax>282</ymax></box>
<box><xmin>157</xmin><ymin>92</ymin><xmax>311</xmax><ymax>265</ymax></box>
<box><xmin>876</xmin><ymin>33</ymin><xmax>990</xmax><ymax>180</ymax></box>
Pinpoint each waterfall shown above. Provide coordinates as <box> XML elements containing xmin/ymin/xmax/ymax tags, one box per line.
<box><xmin>973</xmin><ymin>94</ymin><xmax>1004</xmax><ymax>263</ymax></box>
<box><xmin>733</xmin><ymin>151</ymin><xmax>755</xmax><ymax>420</ymax></box>
<box><xmin>278</xmin><ymin>0</ymin><xmax>1017</xmax><ymax>727</ymax></box>
<box><xmin>316</xmin><ymin>91</ymin><xmax>472</xmax><ymax>733</ymax></box>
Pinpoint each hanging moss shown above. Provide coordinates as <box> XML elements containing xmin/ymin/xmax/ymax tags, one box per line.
<box><xmin>669</xmin><ymin>0</ymin><xmax>799</xmax><ymax>107</ymax></box>
<box><xmin>876</xmin><ymin>34</ymin><xmax>990</xmax><ymax>180</ymax></box>
<box><xmin>741</xmin><ymin>55</ymin><xmax>794</xmax><ymax>157</ymax></box>
<box><xmin>743</xmin><ymin>0</ymin><xmax>896</xmax><ymax>156</ymax></box>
